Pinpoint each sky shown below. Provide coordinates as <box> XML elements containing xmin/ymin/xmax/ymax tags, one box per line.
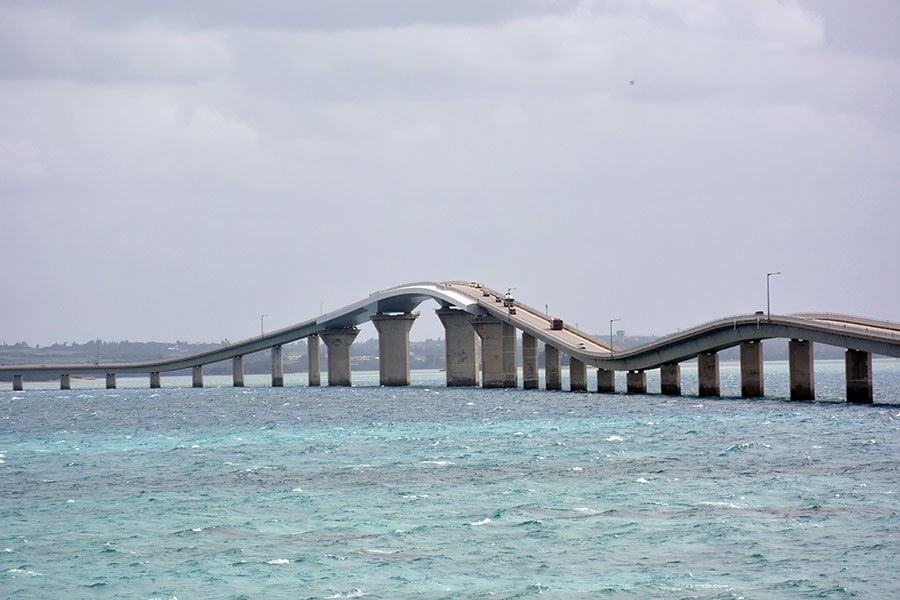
<box><xmin>1</xmin><ymin>0</ymin><xmax>898</xmax><ymax>346</ymax></box>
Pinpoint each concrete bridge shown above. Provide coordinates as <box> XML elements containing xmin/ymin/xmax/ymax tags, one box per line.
<box><xmin>3</xmin><ymin>281</ymin><xmax>899</xmax><ymax>403</ymax></box>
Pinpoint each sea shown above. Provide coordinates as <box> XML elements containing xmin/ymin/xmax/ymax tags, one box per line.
<box><xmin>2</xmin><ymin>360</ymin><xmax>899</xmax><ymax>599</ymax></box>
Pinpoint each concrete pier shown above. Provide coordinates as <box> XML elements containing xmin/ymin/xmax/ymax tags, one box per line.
<box><xmin>596</xmin><ymin>369</ymin><xmax>615</xmax><ymax>393</ymax></box>
<box><xmin>307</xmin><ymin>334</ymin><xmax>320</xmax><ymax>386</ymax></box>
<box><xmin>545</xmin><ymin>345</ymin><xmax>561</xmax><ymax>390</ymax></box>
<box><xmin>570</xmin><ymin>357</ymin><xmax>587</xmax><ymax>391</ymax></box>
<box><xmin>106</xmin><ymin>373</ymin><xmax>117</xmax><ymax>389</ymax></box>
<box><xmin>740</xmin><ymin>340</ymin><xmax>764</xmax><ymax>398</ymax></box>
<box><xmin>13</xmin><ymin>374</ymin><xmax>23</xmax><ymax>391</ymax></box>
<box><xmin>150</xmin><ymin>372</ymin><xmax>161</xmax><ymax>389</ymax></box>
<box><xmin>502</xmin><ymin>323</ymin><xmax>518</xmax><ymax>388</ymax></box>
<box><xmin>192</xmin><ymin>365</ymin><xmax>203</xmax><ymax>388</ymax></box>
<box><xmin>473</xmin><ymin>316</ymin><xmax>504</xmax><ymax>388</ymax></box>
<box><xmin>436</xmin><ymin>308</ymin><xmax>479</xmax><ymax>387</ymax></box>
<box><xmin>60</xmin><ymin>374</ymin><xmax>71</xmax><ymax>390</ymax></box>
<box><xmin>660</xmin><ymin>364</ymin><xmax>681</xmax><ymax>396</ymax></box>
<box><xmin>789</xmin><ymin>339</ymin><xmax>814</xmax><ymax>400</ymax></box>
<box><xmin>845</xmin><ymin>349</ymin><xmax>873</xmax><ymax>403</ymax></box>
<box><xmin>271</xmin><ymin>345</ymin><xmax>284</xmax><ymax>387</ymax></box>
<box><xmin>321</xmin><ymin>327</ymin><xmax>360</xmax><ymax>387</ymax></box>
<box><xmin>698</xmin><ymin>352</ymin><xmax>719</xmax><ymax>397</ymax></box>
<box><xmin>626</xmin><ymin>370</ymin><xmax>647</xmax><ymax>394</ymax></box>
<box><xmin>233</xmin><ymin>356</ymin><xmax>245</xmax><ymax>387</ymax></box>
<box><xmin>371</xmin><ymin>312</ymin><xmax>418</xmax><ymax>386</ymax></box>
<box><xmin>522</xmin><ymin>332</ymin><xmax>539</xmax><ymax>390</ymax></box>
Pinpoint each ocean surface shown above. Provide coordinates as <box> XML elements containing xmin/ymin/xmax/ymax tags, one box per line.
<box><xmin>2</xmin><ymin>360</ymin><xmax>899</xmax><ymax>599</ymax></box>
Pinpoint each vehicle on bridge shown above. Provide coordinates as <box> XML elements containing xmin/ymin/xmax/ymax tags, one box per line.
<box><xmin>551</xmin><ymin>318</ymin><xmax>564</xmax><ymax>330</ymax></box>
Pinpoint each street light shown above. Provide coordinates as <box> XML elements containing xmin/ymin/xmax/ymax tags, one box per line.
<box><xmin>766</xmin><ymin>272</ymin><xmax>782</xmax><ymax>321</ymax></box>
<box><xmin>260</xmin><ymin>314</ymin><xmax>267</xmax><ymax>337</ymax></box>
<box><xmin>609</xmin><ymin>318</ymin><xmax>621</xmax><ymax>357</ymax></box>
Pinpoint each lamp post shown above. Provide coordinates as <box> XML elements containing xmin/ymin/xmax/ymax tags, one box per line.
<box><xmin>766</xmin><ymin>272</ymin><xmax>781</xmax><ymax>321</ymax></box>
<box><xmin>260</xmin><ymin>314</ymin><xmax>267</xmax><ymax>338</ymax></box>
<box><xmin>609</xmin><ymin>318</ymin><xmax>621</xmax><ymax>357</ymax></box>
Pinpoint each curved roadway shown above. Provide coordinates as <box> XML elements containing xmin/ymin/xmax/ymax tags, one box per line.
<box><xmin>2</xmin><ymin>280</ymin><xmax>899</xmax><ymax>378</ymax></box>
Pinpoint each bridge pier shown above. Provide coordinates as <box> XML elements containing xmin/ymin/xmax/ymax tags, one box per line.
<box><xmin>626</xmin><ymin>370</ymin><xmax>647</xmax><ymax>394</ymax></box>
<box><xmin>545</xmin><ymin>345</ymin><xmax>561</xmax><ymax>390</ymax></box>
<box><xmin>13</xmin><ymin>374</ymin><xmax>23</xmax><ymax>391</ymax></box>
<box><xmin>271</xmin><ymin>345</ymin><xmax>284</xmax><ymax>387</ymax></box>
<box><xmin>192</xmin><ymin>366</ymin><xmax>203</xmax><ymax>388</ymax></box>
<box><xmin>570</xmin><ymin>357</ymin><xmax>587</xmax><ymax>391</ymax></box>
<box><xmin>660</xmin><ymin>364</ymin><xmax>681</xmax><ymax>396</ymax></box>
<box><xmin>698</xmin><ymin>352</ymin><xmax>719</xmax><ymax>397</ymax></box>
<box><xmin>233</xmin><ymin>356</ymin><xmax>245</xmax><ymax>387</ymax></box>
<box><xmin>371</xmin><ymin>312</ymin><xmax>418</xmax><ymax>386</ymax></box>
<box><xmin>436</xmin><ymin>308</ymin><xmax>479</xmax><ymax>387</ymax></box>
<box><xmin>150</xmin><ymin>372</ymin><xmax>161</xmax><ymax>388</ymax></box>
<box><xmin>596</xmin><ymin>368</ymin><xmax>614</xmax><ymax>393</ymax></box>
<box><xmin>307</xmin><ymin>334</ymin><xmax>320</xmax><ymax>386</ymax></box>
<box><xmin>106</xmin><ymin>373</ymin><xmax>117</xmax><ymax>389</ymax></box>
<box><xmin>740</xmin><ymin>340</ymin><xmax>764</xmax><ymax>397</ymax></box>
<box><xmin>473</xmin><ymin>316</ymin><xmax>505</xmax><ymax>388</ymax></box>
<box><xmin>321</xmin><ymin>327</ymin><xmax>360</xmax><ymax>386</ymax></box>
<box><xmin>502</xmin><ymin>323</ymin><xmax>518</xmax><ymax>388</ymax></box>
<box><xmin>60</xmin><ymin>374</ymin><xmax>71</xmax><ymax>390</ymax></box>
<box><xmin>789</xmin><ymin>340</ymin><xmax>814</xmax><ymax>400</ymax></box>
<box><xmin>522</xmin><ymin>332</ymin><xmax>539</xmax><ymax>390</ymax></box>
<box><xmin>845</xmin><ymin>349</ymin><xmax>873</xmax><ymax>403</ymax></box>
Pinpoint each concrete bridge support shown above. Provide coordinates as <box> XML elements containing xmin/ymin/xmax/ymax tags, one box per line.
<box><xmin>740</xmin><ymin>340</ymin><xmax>764</xmax><ymax>398</ymax></box>
<box><xmin>570</xmin><ymin>357</ymin><xmax>587</xmax><ymax>391</ymax></box>
<box><xmin>626</xmin><ymin>370</ymin><xmax>647</xmax><ymax>394</ymax></box>
<box><xmin>502</xmin><ymin>323</ymin><xmax>518</xmax><ymax>388</ymax></box>
<box><xmin>307</xmin><ymin>334</ymin><xmax>320</xmax><ymax>386</ymax></box>
<box><xmin>845</xmin><ymin>349</ymin><xmax>873</xmax><ymax>403</ymax></box>
<box><xmin>545</xmin><ymin>345</ymin><xmax>561</xmax><ymax>390</ymax></box>
<box><xmin>192</xmin><ymin>366</ymin><xmax>203</xmax><ymax>388</ymax></box>
<box><xmin>596</xmin><ymin>369</ymin><xmax>615</xmax><ymax>393</ymax></box>
<box><xmin>698</xmin><ymin>352</ymin><xmax>720</xmax><ymax>397</ymax></box>
<box><xmin>233</xmin><ymin>356</ymin><xmax>245</xmax><ymax>387</ymax></box>
<box><xmin>150</xmin><ymin>372</ymin><xmax>161</xmax><ymax>389</ymax></box>
<box><xmin>371</xmin><ymin>312</ymin><xmax>418</xmax><ymax>386</ymax></box>
<box><xmin>522</xmin><ymin>333</ymin><xmax>539</xmax><ymax>390</ymax></box>
<box><xmin>436</xmin><ymin>308</ymin><xmax>479</xmax><ymax>387</ymax></box>
<box><xmin>60</xmin><ymin>374</ymin><xmax>71</xmax><ymax>390</ymax></box>
<box><xmin>473</xmin><ymin>316</ymin><xmax>505</xmax><ymax>388</ymax></box>
<box><xmin>13</xmin><ymin>374</ymin><xmax>23</xmax><ymax>391</ymax></box>
<box><xmin>106</xmin><ymin>373</ymin><xmax>117</xmax><ymax>389</ymax></box>
<box><xmin>271</xmin><ymin>345</ymin><xmax>284</xmax><ymax>387</ymax></box>
<box><xmin>660</xmin><ymin>364</ymin><xmax>681</xmax><ymax>396</ymax></box>
<box><xmin>789</xmin><ymin>340</ymin><xmax>814</xmax><ymax>400</ymax></box>
<box><xmin>321</xmin><ymin>327</ymin><xmax>360</xmax><ymax>387</ymax></box>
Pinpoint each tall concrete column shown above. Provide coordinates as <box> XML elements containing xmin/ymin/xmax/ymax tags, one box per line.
<box><xmin>660</xmin><ymin>364</ymin><xmax>681</xmax><ymax>396</ymax></box>
<box><xmin>321</xmin><ymin>327</ymin><xmax>360</xmax><ymax>387</ymax></box>
<box><xmin>698</xmin><ymin>352</ymin><xmax>719</xmax><ymax>397</ymax></box>
<box><xmin>545</xmin><ymin>344</ymin><xmax>561</xmax><ymax>390</ymax></box>
<box><xmin>13</xmin><ymin>374</ymin><xmax>23</xmax><ymax>391</ymax></box>
<box><xmin>271</xmin><ymin>345</ymin><xmax>284</xmax><ymax>387</ymax></box>
<box><xmin>60</xmin><ymin>374</ymin><xmax>71</xmax><ymax>390</ymax></box>
<box><xmin>845</xmin><ymin>349</ymin><xmax>873</xmax><ymax>403</ymax></box>
<box><xmin>570</xmin><ymin>357</ymin><xmax>587</xmax><ymax>391</ymax></box>
<box><xmin>502</xmin><ymin>322</ymin><xmax>518</xmax><ymax>388</ymax></box>
<box><xmin>106</xmin><ymin>373</ymin><xmax>117</xmax><ymax>389</ymax></box>
<box><xmin>233</xmin><ymin>356</ymin><xmax>245</xmax><ymax>387</ymax></box>
<box><xmin>740</xmin><ymin>340</ymin><xmax>764</xmax><ymax>398</ymax></box>
<box><xmin>307</xmin><ymin>334</ymin><xmax>321</xmax><ymax>386</ymax></box>
<box><xmin>371</xmin><ymin>312</ymin><xmax>418</xmax><ymax>386</ymax></box>
<box><xmin>473</xmin><ymin>316</ymin><xmax>504</xmax><ymax>388</ymax></box>
<box><xmin>192</xmin><ymin>365</ymin><xmax>203</xmax><ymax>388</ymax></box>
<box><xmin>436</xmin><ymin>307</ymin><xmax>479</xmax><ymax>387</ymax></box>
<box><xmin>626</xmin><ymin>370</ymin><xmax>647</xmax><ymax>394</ymax></box>
<box><xmin>150</xmin><ymin>372</ymin><xmax>161</xmax><ymax>389</ymax></box>
<box><xmin>789</xmin><ymin>339</ymin><xmax>814</xmax><ymax>401</ymax></box>
<box><xmin>597</xmin><ymin>369</ymin><xmax>615</xmax><ymax>393</ymax></box>
<box><xmin>522</xmin><ymin>332</ymin><xmax>539</xmax><ymax>390</ymax></box>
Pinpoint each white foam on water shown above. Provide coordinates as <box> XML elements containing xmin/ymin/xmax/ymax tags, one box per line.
<box><xmin>267</xmin><ymin>558</ymin><xmax>290</xmax><ymax>564</ymax></box>
<box><xmin>471</xmin><ymin>518</ymin><xmax>491</xmax><ymax>526</ymax></box>
<box><xmin>605</xmin><ymin>435</ymin><xmax>624</xmax><ymax>442</ymax></box>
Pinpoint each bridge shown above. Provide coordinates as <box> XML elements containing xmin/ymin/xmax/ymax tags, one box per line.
<box><xmin>3</xmin><ymin>281</ymin><xmax>899</xmax><ymax>403</ymax></box>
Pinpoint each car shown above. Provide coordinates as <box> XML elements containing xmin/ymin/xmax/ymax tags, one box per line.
<box><xmin>551</xmin><ymin>318</ymin><xmax>563</xmax><ymax>330</ymax></box>
<box><xmin>577</xmin><ymin>342</ymin><xmax>587</xmax><ymax>350</ymax></box>
<box><xmin>482</xmin><ymin>289</ymin><xmax>491</xmax><ymax>297</ymax></box>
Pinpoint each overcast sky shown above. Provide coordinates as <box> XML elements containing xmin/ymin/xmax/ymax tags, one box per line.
<box><xmin>1</xmin><ymin>0</ymin><xmax>898</xmax><ymax>346</ymax></box>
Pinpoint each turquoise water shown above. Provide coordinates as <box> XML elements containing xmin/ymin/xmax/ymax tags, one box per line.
<box><xmin>2</xmin><ymin>362</ymin><xmax>899</xmax><ymax>598</ymax></box>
